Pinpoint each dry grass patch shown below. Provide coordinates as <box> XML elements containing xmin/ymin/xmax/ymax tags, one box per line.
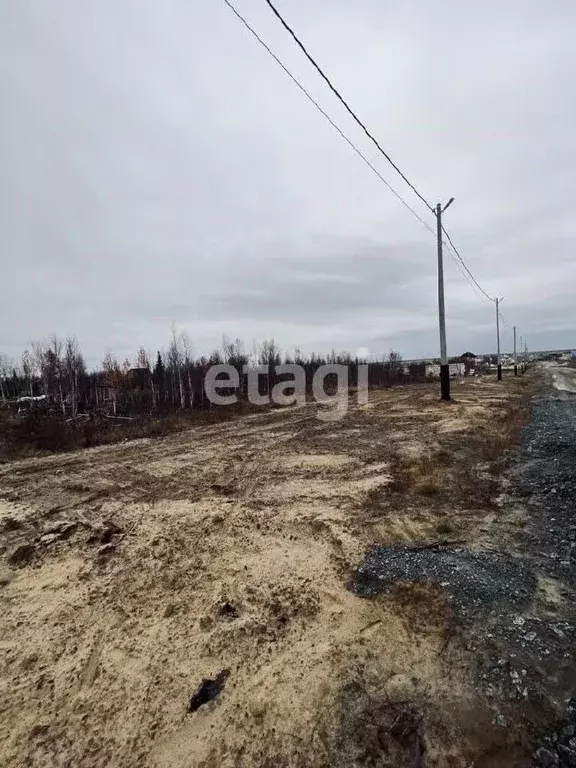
<box><xmin>386</xmin><ymin>454</ymin><xmax>449</xmax><ymax>503</ymax></box>
<box><xmin>435</xmin><ymin>520</ymin><xmax>458</xmax><ymax>536</ymax></box>
<box><xmin>362</xmin><ymin>379</ymin><xmax>538</xmax><ymax>523</ymax></box>
<box><xmin>469</xmin><ymin>398</ymin><xmax>532</xmax><ymax>462</ymax></box>
<box><xmin>387</xmin><ymin>455</ymin><xmax>437</xmax><ymax>494</ymax></box>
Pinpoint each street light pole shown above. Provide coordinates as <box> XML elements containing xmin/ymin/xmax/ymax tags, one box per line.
<box><xmin>435</xmin><ymin>197</ymin><xmax>454</xmax><ymax>401</ymax></box>
<box><xmin>513</xmin><ymin>325</ymin><xmax>517</xmax><ymax>376</ymax></box>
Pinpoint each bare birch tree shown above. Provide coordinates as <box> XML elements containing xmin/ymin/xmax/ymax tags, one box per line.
<box><xmin>167</xmin><ymin>326</ymin><xmax>185</xmax><ymax>409</ymax></box>
<box><xmin>102</xmin><ymin>352</ymin><xmax>122</xmax><ymax>415</ymax></box>
<box><xmin>21</xmin><ymin>348</ymin><xmax>34</xmax><ymax>397</ymax></box>
<box><xmin>180</xmin><ymin>332</ymin><xmax>194</xmax><ymax>408</ymax></box>
<box><xmin>0</xmin><ymin>353</ymin><xmax>12</xmax><ymax>401</ymax></box>
<box><xmin>64</xmin><ymin>336</ymin><xmax>85</xmax><ymax>416</ymax></box>
<box><xmin>47</xmin><ymin>335</ymin><xmax>65</xmax><ymax>415</ymax></box>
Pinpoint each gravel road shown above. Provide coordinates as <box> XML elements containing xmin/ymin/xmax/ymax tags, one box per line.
<box><xmin>510</xmin><ymin>366</ymin><xmax>576</xmax><ymax>766</ymax></box>
<box><xmin>510</xmin><ymin>366</ymin><xmax>576</xmax><ymax>585</ymax></box>
<box><xmin>352</xmin><ymin>365</ymin><xmax>576</xmax><ymax>766</ymax></box>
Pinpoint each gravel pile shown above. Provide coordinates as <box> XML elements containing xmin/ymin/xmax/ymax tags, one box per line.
<box><xmin>351</xmin><ymin>543</ymin><xmax>535</xmax><ymax>624</ymax></box>
<box><xmin>532</xmin><ymin>699</ymin><xmax>576</xmax><ymax>767</ymax></box>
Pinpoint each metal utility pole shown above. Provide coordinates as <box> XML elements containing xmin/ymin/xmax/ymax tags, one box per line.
<box><xmin>495</xmin><ymin>297</ymin><xmax>503</xmax><ymax>381</ymax></box>
<box><xmin>513</xmin><ymin>326</ymin><xmax>517</xmax><ymax>376</ymax></box>
<box><xmin>435</xmin><ymin>197</ymin><xmax>454</xmax><ymax>401</ymax></box>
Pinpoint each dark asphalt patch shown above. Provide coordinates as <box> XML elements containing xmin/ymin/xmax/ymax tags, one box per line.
<box><xmin>351</xmin><ymin>542</ymin><xmax>536</xmax><ymax>624</ymax></box>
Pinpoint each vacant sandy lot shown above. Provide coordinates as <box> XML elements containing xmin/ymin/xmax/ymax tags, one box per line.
<box><xmin>0</xmin><ymin>378</ymin><xmax>534</xmax><ymax>767</ymax></box>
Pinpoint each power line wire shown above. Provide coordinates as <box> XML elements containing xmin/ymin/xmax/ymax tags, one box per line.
<box><xmin>445</xmin><ymin>247</ymin><xmax>491</xmax><ymax>302</ymax></box>
<box><xmin>222</xmin><ymin>0</ymin><xmax>433</xmax><ymax>232</ymax></box>
<box><xmin>263</xmin><ymin>0</ymin><xmax>433</xmax><ymax>212</ymax></box>
<box><xmin>263</xmin><ymin>0</ymin><xmax>502</xmax><ymax>308</ymax></box>
<box><xmin>441</xmin><ymin>225</ymin><xmax>495</xmax><ymax>302</ymax></box>
<box><xmin>444</xmin><ymin>243</ymin><xmax>491</xmax><ymax>302</ymax></box>
<box><xmin>224</xmin><ymin>0</ymin><xmax>500</xmax><ymax>311</ymax></box>
<box><xmin>444</xmin><ymin>240</ymin><xmax>494</xmax><ymax>303</ymax></box>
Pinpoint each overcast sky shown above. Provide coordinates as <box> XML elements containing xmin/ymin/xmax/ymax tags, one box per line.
<box><xmin>1</xmin><ymin>0</ymin><xmax>575</xmax><ymax>367</ymax></box>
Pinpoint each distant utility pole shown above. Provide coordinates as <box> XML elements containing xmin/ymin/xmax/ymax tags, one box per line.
<box><xmin>513</xmin><ymin>325</ymin><xmax>517</xmax><ymax>376</ymax></box>
<box><xmin>435</xmin><ymin>197</ymin><xmax>454</xmax><ymax>401</ymax></box>
<box><xmin>495</xmin><ymin>297</ymin><xmax>503</xmax><ymax>381</ymax></box>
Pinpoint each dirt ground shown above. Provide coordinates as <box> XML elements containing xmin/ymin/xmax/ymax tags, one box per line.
<box><xmin>0</xmin><ymin>377</ymin><xmax>537</xmax><ymax>767</ymax></box>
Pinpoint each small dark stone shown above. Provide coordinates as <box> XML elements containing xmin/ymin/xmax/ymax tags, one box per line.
<box><xmin>8</xmin><ymin>543</ymin><xmax>36</xmax><ymax>567</ymax></box>
<box><xmin>187</xmin><ymin>670</ymin><xmax>229</xmax><ymax>713</ymax></box>
<box><xmin>57</xmin><ymin>522</ymin><xmax>79</xmax><ymax>540</ymax></box>
<box><xmin>28</xmin><ymin>722</ymin><xmax>50</xmax><ymax>739</ymax></box>
<box><xmin>45</xmin><ymin>520</ymin><xmax>78</xmax><ymax>539</ymax></box>
<box><xmin>2</xmin><ymin>517</ymin><xmax>23</xmax><ymax>532</ymax></box>
<box><xmin>218</xmin><ymin>601</ymin><xmax>238</xmax><ymax>619</ymax></box>
<box><xmin>97</xmin><ymin>543</ymin><xmax>116</xmax><ymax>557</ymax></box>
<box><xmin>536</xmin><ymin>747</ymin><xmax>559</xmax><ymax>768</ymax></box>
<box><xmin>88</xmin><ymin>521</ymin><xmax>121</xmax><ymax>545</ymax></box>
<box><xmin>100</xmin><ymin>521</ymin><xmax>122</xmax><ymax>543</ymax></box>
<box><xmin>558</xmin><ymin>744</ymin><xmax>576</xmax><ymax>767</ymax></box>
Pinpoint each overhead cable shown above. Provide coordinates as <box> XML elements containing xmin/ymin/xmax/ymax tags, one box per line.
<box><xmin>263</xmin><ymin>0</ymin><xmax>433</xmax><ymax>211</ymax></box>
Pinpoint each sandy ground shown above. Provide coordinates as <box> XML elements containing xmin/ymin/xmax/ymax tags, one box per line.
<box><xmin>0</xmin><ymin>378</ymin><xmax>534</xmax><ymax>767</ymax></box>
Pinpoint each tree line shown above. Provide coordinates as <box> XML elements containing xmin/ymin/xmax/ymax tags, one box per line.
<box><xmin>0</xmin><ymin>331</ymin><xmax>426</xmax><ymax>416</ymax></box>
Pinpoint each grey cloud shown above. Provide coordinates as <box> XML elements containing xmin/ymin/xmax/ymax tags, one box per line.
<box><xmin>200</xmin><ymin>238</ymin><xmax>434</xmax><ymax>320</ymax></box>
<box><xmin>1</xmin><ymin>0</ymin><xmax>575</xmax><ymax>367</ymax></box>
